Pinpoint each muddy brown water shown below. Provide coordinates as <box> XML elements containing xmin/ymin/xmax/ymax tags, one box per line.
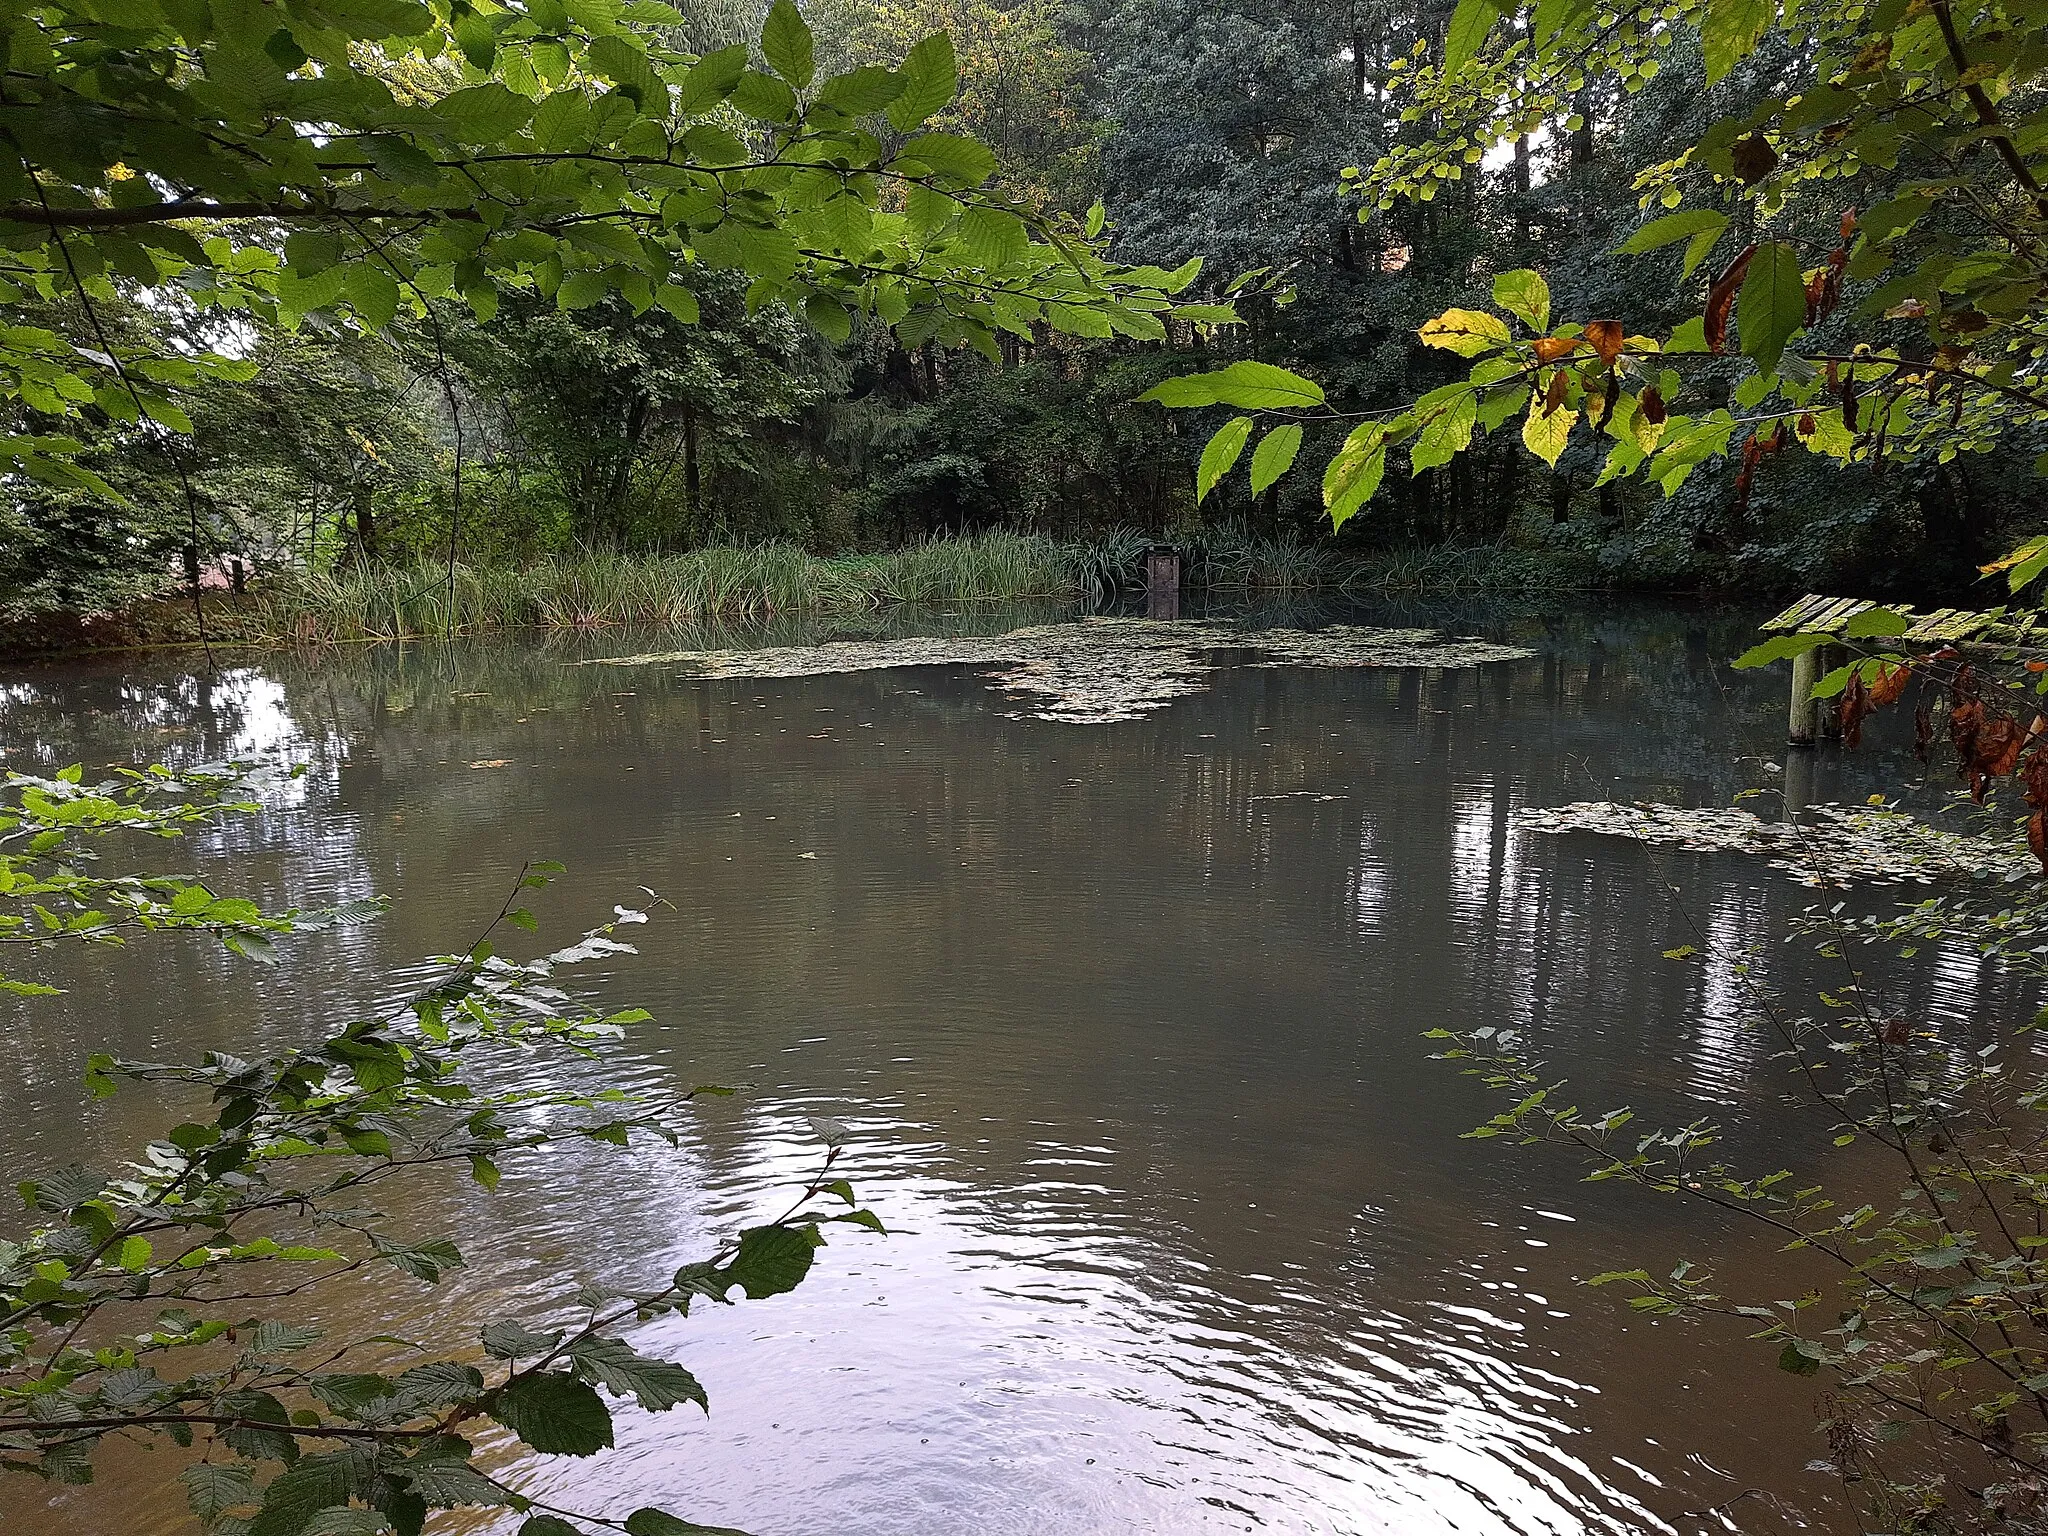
<box><xmin>0</xmin><ymin>598</ymin><xmax>2020</xmax><ymax>1535</ymax></box>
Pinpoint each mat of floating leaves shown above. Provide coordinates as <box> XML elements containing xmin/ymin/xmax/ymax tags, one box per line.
<box><xmin>1515</xmin><ymin>801</ymin><xmax>2038</xmax><ymax>885</ymax></box>
<box><xmin>586</xmin><ymin>618</ymin><xmax>1534</xmax><ymax>724</ymax></box>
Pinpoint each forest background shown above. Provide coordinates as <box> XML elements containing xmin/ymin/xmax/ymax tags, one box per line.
<box><xmin>8</xmin><ymin>0</ymin><xmax>2025</xmax><ymax>626</ymax></box>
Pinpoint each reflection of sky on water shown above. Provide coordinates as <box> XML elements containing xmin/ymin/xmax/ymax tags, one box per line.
<box><xmin>7</xmin><ymin>598</ymin><xmax>2019</xmax><ymax>1536</ymax></box>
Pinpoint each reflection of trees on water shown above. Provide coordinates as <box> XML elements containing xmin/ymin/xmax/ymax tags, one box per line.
<box><xmin>13</xmin><ymin>605</ymin><xmax>2007</xmax><ymax>1534</ymax></box>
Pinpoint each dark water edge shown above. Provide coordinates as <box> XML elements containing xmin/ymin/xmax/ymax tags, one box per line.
<box><xmin>0</xmin><ymin>596</ymin><xmax>2020</xmax><ymax>1536</ymax></box>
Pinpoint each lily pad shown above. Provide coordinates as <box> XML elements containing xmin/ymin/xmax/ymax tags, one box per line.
<box><xmin>585</xmin><ymin>618</ymin><xmax>1533</xmax><ymax>724</ymax></box>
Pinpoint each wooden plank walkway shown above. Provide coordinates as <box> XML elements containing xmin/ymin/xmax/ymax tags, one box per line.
<box><xmin>1761</xmin><ymin>593</ymin><xmax>2048</xmax><ymax>647</ymax></box>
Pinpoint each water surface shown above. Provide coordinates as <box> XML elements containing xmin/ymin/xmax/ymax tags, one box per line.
<box><xmin>0</xmin><ymin>599</ymin><xmax>2013</xmax><ymax>1535</ymax></box>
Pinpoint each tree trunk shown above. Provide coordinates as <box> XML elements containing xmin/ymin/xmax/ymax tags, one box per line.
<box><xmin>682</xmin><ymin>405</ymin><xmax>701</xmax><ymax>539</ymax></box>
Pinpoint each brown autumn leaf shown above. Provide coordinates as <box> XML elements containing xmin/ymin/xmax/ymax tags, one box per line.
<box><xmin>1639</xmin><ymin>384</ymin><xmax>1667</xmax><ymax>424</ymax></box>
<box><xmin>1583</xmin><ymin>320</ymin><xmax>1625</xmax><ymax>363</ymax></box>
<box><xmin>2030</xmin><ymin>811</ymin><xmax>2047</xmax><ymax>872</ymax></box>
<box><xmin>1869</xmin><ymin>663</ymin><xmax>1912</xmax><ymax>706</ymax></box>
<box><xmin>1950</xmin><ymin>699</ymin><xmax>2027</xmax><ymax>799</ymax></box>
<box><xmin>1840</xmin><ymin>668</ymin><xmax>1871</xmax><ymax>748</ymax></box>
<box><xmin>1798</xmin><ymin>411</ymin><xmax>1818</xmax><ymax>436</ymax></box>
<box><xmin>2025</xmin><ymin>747</ymin><xmax>2048</xmax><ymax>807</ymax></box>
<box><xmin>1541</xmin><ymin>370</ymin><xmax>1569</xmax><ymax>417</ymax></box>
<box><xmin>1531</xmin><ymin>336</ymin><xmax>1582</xmax><ymax>363</ymax></box>
<box><xmin>1705</xmin><ymin>244</ymin><xmax>1758</xmax><ymax>354</ymax></box>
<box><xmin>1731</xmin><ymin>134</ymin><xmax>1779</xmax><ymax>184</ymax></box>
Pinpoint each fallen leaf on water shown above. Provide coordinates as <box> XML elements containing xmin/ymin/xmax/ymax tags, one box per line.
<box><xmin>468</xmin><ymin>759</ymin><xmax>510</xmax><ymax>769</ymax></box>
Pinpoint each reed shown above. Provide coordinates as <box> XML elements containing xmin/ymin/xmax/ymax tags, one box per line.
<box><xmin>224</xmin><ymin>534</ymin><xmax>1087</xmax><ymax>643</ymax></box>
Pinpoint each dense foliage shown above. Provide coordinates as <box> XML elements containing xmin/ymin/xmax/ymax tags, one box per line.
<box><xmin>1</xmin><ymin>0</ymin><xmax>1221</xmax><ymax>617</ymax></box>
<box><xmin>19</xmin><ymin>0</ymin><xmax>2048</xmax><ymax>622</ymax></box>
<box><xmin>1144</xmin><ymin>0</ymin><xmax>2048</xmax><ymax>592</ymax></box>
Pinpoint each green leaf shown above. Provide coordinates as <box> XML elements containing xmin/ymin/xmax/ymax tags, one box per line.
<box><xmin>901</xmin><ymin>133</ymin><xmax>997</xmax><ymax>187</ymax></box>
<box><xmin>482</xmin><ymin>1319</ymin><xmax>565</xmax><ymax>1358</ymax></box>
<box><xmin>1777</xmin><ymin>1340</ymin><xmax>1822</xmax><ymax>1376</ymax></box>
<box><xmin>760</xmin><ymin>0</ymin><xmax>815</xmax><ymax>89</ymax></box>
<box><xmin>434</xmin><ymin>83</ymin><xmax>533</xmax><ymax>143</ymax></box>
<box><xmin>1139</xmin><ymin>361</ymin><xmax>1324</xmax><ymax>410</ymax></box>
<box><xmin>1410</xmin><ymin>391</ymin><xmax>1478</xmax><ymax>471</ymax></box>
<box><xmin>675</xmin><ymin>45</ymin><xmax>748</xmax><ymax>112</ymax></box>
<box><xmin>957</xmin><ymin>206</ymin><xmax>1028</xmax><ymax>268</ymax></box>
<box><xmin>373</xmin><ymin>1235</ymin><xmax>463</xmax><ymax>1283</ymax></box>
<box><xmin>1667</xmin><ymin>316</ymin><xmax>1710</xmax><ymax>353</ymax></box>
<box><xmin>522</xmin><ymin>1519</ymin><xmax>585</xmax><ymax>1536</ymax></box>
<box><xmin>1618</xmin><ymin>209</ymin><xmax>1727</xmax><ymax>256</ymax></box>
<box><xmin>1682</xmin><ymin>225</ymin><xmax>1726</xmax><ymax>281</ymax></box>
<box><xmin>585</xmin><ymin>35</ymin><xmax>666</xmax><ymax>113</ymax></box>
<box><xmin>247</xmin><ymin>1451</ymin><xmax>357</xmax><ymax>1536</ymax></box>
<box><xmin>344</xmin><ymin>266</ymin><xmax>400</xmax><ymax>331</ymax></box>
<box><xmin>568</xmin><ymin>1337</ymin><xmax>708</xmax><ymax>1413</ymax></box>
<box><xmin>1492</xmin><ymin>270</ymin><xmax>1550</xmax><ymax>332</ymax></box>
<box><xmin>888</xmin><ymin>32</ymin><xmax>957</xmax><ymax>130</ymax></box>
<box><xmin>493</xmin><ymin>1371</ymin><xmax>615</xmax><ymax>1456</ymax></box>
<box><xmin>819</xmin><ymin>65</ymin><xmax>903</xmax><ymax>113</ymax></box>
<box><xmin>1444</xmin><ymin>0</ymin><xmax>1513</xmax><ymax>72</ymax></box>
<box><xmin>1323</xmin><ymin>422</ymin><xmax>1389</xmax><ymax>531</ymax></box>
<box><xmin>623</xmin><ymin>1511</ymin><xmax>754</xmax><ymax>1536</ymax></box>
<box><xmin>1248</xmin><ymin>423</ymin><xmax>1304</xmax><ymax>495</ymax></box>
<box><xmin>179</xmin><ymin>1461</ymin><xmax>257</xmax><ymax>1523</ymax></box>
<box><xmin>1842</xmin><ymin>607</ymin><xmax>1908</xmax><ymax>638</ymax></box>
<box><xmin>1731</xmin><ymin>632</ymin><xmax>1825</xmax><ymax>668</ymax></box>
<box><xmin>1197</xmin><ymin>416</ymin><xmax>1255</xmax><ymax>502</ymax></box>
<box><xmin>719</xmin><ymin>1223</ymin><xmax>817</xmax><ymax>1299</ymax></box>
<box><xmin>1702</xmin><ymin>0</ymin><xmax>1776</xmax><ymax>83</ymax></box>
<box><xmin>1737</xmin><ymin>241</ymin><xmax>1806</xmax><ymax>375</ymax></box>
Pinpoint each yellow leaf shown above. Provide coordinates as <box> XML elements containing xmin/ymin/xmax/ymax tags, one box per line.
<box><xmin>1522</xmin><ymin>398</ymin><xmax>1575</xmax><ymax>466</ymax></box>
<box><xmin>1419</xmin><ymin>308</ymin><xmax>1512</xmax><ymax>356</ymax></box>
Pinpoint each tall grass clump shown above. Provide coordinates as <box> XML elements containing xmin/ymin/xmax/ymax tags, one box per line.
<box><xmin>229</xmin><ymin>533</ymin><xmax>1084</xmax><ymax>642</ymax></box>
<box><xmin>1351</xmin><ymin>544</ymin><xmax>1597</xmax><ymax>593</ymax></box>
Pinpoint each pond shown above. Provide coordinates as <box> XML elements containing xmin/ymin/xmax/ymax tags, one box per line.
<box><xmin>0</xmin><ymin>597</ymin><xmax>2014</xmax><ymax>1536</ymax></box>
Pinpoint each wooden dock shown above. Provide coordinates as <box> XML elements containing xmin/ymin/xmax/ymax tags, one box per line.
<box><xmin>1761</xmin><ymin>593</ymin><xmax>2048</xmax><ymax>646</ymax></box>
<box><xmin>1761</xmin><ymin>592</ymin><xmax>2048</xmax><ymax>747</ymax></box>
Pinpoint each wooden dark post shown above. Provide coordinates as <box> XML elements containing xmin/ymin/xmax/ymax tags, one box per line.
<box><xmin>230</xmin><ymin>557</ymin><xmax>246</xmax><ymax>595</ymax></box>
<box><xmin>1788</xmin><ymin>646</ymin><xmax>1819</xmax><ymax>747</ymax></box>
<box><xmin>1145</xmin><ymin>548</ymin><xmax>1180</xmax><ymax>621</ymax></box>
<box><xmin>1818</xmin><ymin>643</ymin><xmax>1844</xmax><ymax>740</ymax></box>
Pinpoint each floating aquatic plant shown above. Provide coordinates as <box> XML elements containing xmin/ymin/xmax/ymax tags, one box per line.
<box><xmin>1514</xmin><ymin>800</ymin><xmax>2036</xmax><ymax>885</ymax></box>
<box><xmin>586</xmin><ymin>617</ymin><xmax>1535</xmax><ymax>723</ymax></box>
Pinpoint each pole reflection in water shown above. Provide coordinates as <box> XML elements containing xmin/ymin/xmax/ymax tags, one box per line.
<box><xmin>0</xmin><ymin>598</ymin><xmax>1995</xmax><ymax>1535</ymax></box>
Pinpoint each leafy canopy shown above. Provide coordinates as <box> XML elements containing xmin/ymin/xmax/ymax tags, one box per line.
<box><xmin>1141</xmin><ymin>0</ymin><xmax>2048</xmax><ymax>529</ymax></box>
<box><xmin>2</xmin><ymin>0</ymin><xmax>1216</xmax><ymax>497</ymax></box>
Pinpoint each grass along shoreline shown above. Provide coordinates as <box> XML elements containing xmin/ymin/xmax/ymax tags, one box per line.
<box><xmin>1</xmin><ymin>534</ymin><xmax>1607</xmax><ymax>655</ymax></box>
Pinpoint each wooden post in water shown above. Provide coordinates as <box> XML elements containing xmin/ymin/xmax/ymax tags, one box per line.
<box><xmin>1818</xmin><ymin>644</ymin><xmax>1843</xmax><ymax>740</ymax></box>
<box><xmin>1788</xmin><ymin>645</ymin><xmax>1819</xmax><ymax>747</ymax></box>
<box><xmin>1146</xmin><ymin>548</ymin><xmax>1181</xmax><ymax>621</ymax></box>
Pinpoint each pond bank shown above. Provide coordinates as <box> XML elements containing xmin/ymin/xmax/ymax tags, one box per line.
<box><xmin>0</xmin><ymin>537</ymin><xmax>1622</xmax><ymax>659</ymax></box>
